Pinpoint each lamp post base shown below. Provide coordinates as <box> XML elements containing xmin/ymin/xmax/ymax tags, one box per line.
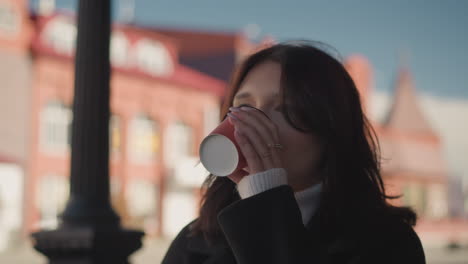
<box><xmin>32</xmin><ymin>227</ymin><xmax>144</xmax><ymax>264</ymax></box>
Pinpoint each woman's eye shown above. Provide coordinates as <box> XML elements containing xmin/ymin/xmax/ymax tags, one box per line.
<box><xmin>233</xmin><ymin>103</ymin><xmax>285</xmax><ymax>112</ymax></box>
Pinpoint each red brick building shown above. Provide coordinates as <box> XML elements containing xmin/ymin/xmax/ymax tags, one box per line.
<box><xmin>346</xmin><ymin>55</ymin><xmax>448</xmax><ymax>218</ymax></box>
<box><xmin>1</xmin><ymin>0</ymin><xmax>466</xmax><ymax>244</ymax></box>
<box><xmin>345</xmin><ymin>55</ymin><xmax>468</xmax><ymax>246</ymax></box>
<box><xmin>0</xmin><ymin>0</ymin><xmax>271</xmax><ymax>238</ymax></box>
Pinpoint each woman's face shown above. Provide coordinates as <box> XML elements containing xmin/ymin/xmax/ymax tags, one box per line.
<box><xmin>232</xmin><ymin>61</ymin><xmax>324</xmax><ymax>191</ymax></box>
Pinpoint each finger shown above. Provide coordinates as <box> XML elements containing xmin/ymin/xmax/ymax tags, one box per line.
<box><xmin>229</xmin><ymin>106</ymin><xmax>279</xmax><ymax>144</ymax></box>
<box><xmin>230</xmin><ymin>110</ymin><xmax>281</xmax><ymax>168</ymax></box>
<box><xmin>238</xmin><ymin>107</ymin><xmax>283</xmax><ymax>166</ymax></box>
<box><xmin>227</xmin><ymin>115</ymin><xmax>264</xmax><ymax>173</ymax></box>
<box><xmin>228</xmin><ymin>112</ymin><xmax>276</xmax><ymax>171</ymax></box>
<box><xmin>238</xmin><ymin>106</ymin><xmax>280</xmax><ymax>144</ymax></box>
<box><xmin>229</xmin><ymin>109</ymin><xmax>282</xmax><ymax>168</ymax></box>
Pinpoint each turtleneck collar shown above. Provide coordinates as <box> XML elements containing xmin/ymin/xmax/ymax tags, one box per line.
<box><xmin>294</xmin><ymin>181</ymin><xmax>323</xmax><ymax>225</ymax></box>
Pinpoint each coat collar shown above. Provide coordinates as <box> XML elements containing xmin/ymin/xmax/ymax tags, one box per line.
<box><xmin>306</xmin><ymin>204</ymin><xmax>359</xmax><ymax>256</ymax></box>
<box><xmin>186</xmin><ymin>228</ymin><xmax>230</xmax><ymax>255</ymax></box>
<box><xmin>186</xmin><ymin>229</ymin><xmax>237</xmax><ymax>264</ymax></box>
<box><xmin>186</xmin><ymin>210</ymin><xmax>358</xmax><ymax>259</ymax></box>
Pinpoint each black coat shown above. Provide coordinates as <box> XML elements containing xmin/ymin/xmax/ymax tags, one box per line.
<box><xmin>161</xmin><ymin>185</ymin><xmax>426</xmax><ymax>264</ymax></box>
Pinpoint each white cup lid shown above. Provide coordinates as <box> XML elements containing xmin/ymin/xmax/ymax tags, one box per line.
<box><xmin>199</xmin><ymin>134</ymin><xmax>239</xmax><ymax>176</ymax></box>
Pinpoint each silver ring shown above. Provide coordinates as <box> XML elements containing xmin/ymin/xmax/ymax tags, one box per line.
<box><xmin>268</xmin><ymin>143</ymin><xmax>284</xmax><ymax>150</ymax></box>
<box><xmin>261</xmin><ymin>151</ymin><xmax>272</xmax><ymax>159</ymax></box>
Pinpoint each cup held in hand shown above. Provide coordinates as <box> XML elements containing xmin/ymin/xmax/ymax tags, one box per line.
<box><xmin>199</xmin><ymin>115</ymin><xmax>246</xmax><ymax>177</ymax></box>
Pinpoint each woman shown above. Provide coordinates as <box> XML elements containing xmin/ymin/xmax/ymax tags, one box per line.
<box><xmin>161</xmin><ymin>41</ymin><xmax>426</xmax><ymax>264</ymax></box>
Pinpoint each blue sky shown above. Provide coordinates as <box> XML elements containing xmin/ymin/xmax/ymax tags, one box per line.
<box><xmin>31</xmin><ymin>0</ymin><xmax>468</xmax><ymax>99</ymax></box>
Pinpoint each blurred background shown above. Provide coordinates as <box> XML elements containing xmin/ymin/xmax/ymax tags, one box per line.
<box><xmin>0</xmin><ymin>0</ymin><xmax>467</xmax><ymax>263</ymax></box>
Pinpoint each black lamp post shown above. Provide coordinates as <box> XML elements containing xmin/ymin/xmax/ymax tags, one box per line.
<box><xmin>31</xmin><ymin>0</ymin><xmax>144</xmax><ymax>263</ymax></box>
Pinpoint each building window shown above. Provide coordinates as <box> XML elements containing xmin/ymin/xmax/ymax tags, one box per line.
<box><xmin>203</xmin><ymin>104</ymin><xmax>220</xmax><ymax>137</ymax></box>
<box><xmin>110</xmin><ymin>114</ymin><xmax>121</xmax><ymax>157</ymax></box>
<box><xmin>0</xmin><ymin>2</ymin><xmax>19</xmax><ymax>36</ymax></box>
<box><xmin>128</xmin><ymin>114</ymin><xmax>159</xmax><ymax>163</ymax></box>
<box><xmin>134</xmin><ymin>39</ymin><xmax>173</xmax><ymax>76</ymax></box>
<box><xmin>426</xmin><ymin>184</ymin><xmax>448</xmax><ymax>219</ymax></box>
<box><xmin>36</xmin><ymin>174</ymin><xmax>69</xmax><ymax>229</ymax></box>
<box><xmin>402</xmin><ymin>183</ymin><xmax>427</xmax><ymax>216</ymax></box>
<box><xmin>126</xmin><ymin>179</ymin><xmax>158</xmax><ymax>233</ymax></box>
<box><xmin>42</xmin><ymin>17</ymin><xmax>77</xmax><ymax>55</ymax></box>
<box><xmin>110</xmin><ymin>177</ymin><xmax>131</xmax><ymax>222</ymax></box>
<box><xmin>164</xmin><ymin>120</ymin><xmax>194</xmax><ymax>169</ymax></box>
<box><xmin>40</xmin><ymin>101</ymin><xmax>72</xmax><ymax>154</ymax></box>
<box><xmin>465</xmin><ymin>190</ymin><xmax>468</xmax><ymax>218</ymax></box>
<box><xmin>402</xmin><ymin>184</ymin><xmax>411</xmax><ymax>206</ymax></box>
<box><xmin>110</xmin><ymin>31</ymin><xmax>129</xmax><ymax>67</ymax></box>
<box><xmin>38</xmin><ymin>0</ymin><xmax>55</xmax><ymax>15</ymax></box>
<box><xmin>0</xmin><ymin>163</ymin><xmax>23</xmax><ymax>251</ymax></box>
<box><xmin>162</xmin><ymin>191</ymin><xmax>197</xmax><ymax>237</ymax></box>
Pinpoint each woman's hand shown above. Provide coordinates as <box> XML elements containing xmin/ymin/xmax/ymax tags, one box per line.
<box><xmin>226</xmin><ymin>106</ymin><xmax>284</xmax><ymax>184</ymax></box>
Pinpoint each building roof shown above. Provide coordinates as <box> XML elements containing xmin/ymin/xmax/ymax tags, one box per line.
<box><xmin>147</xmin><ymin>25</ymin><xmax>240</xmax><ymax>57</ymax></box>
<box><xmin>378</xmin><ymin>66</ymin><xmax>446</xmax><ymax>177</ymax></box>
<box><xmin>383</xmin><ymin>67</ymin><xmax>436</xmax><ymax>136</ymax></box>
<box><xmin>147</xmin><ymin>25</ymin><xmax>244</xmax><ymax>82</ymax></box>
<box><xmin>142</xmin><ymin>25</ymin><xmax>274</xmax><ymax>82</ymax></box>
<box><xmin>344</xmin><ymin>55</ymin><xmax>373</xmax><ymax>112</ymax></box>
<box><xmin>30</xmin><ymin>13</ymin><xmax>227</xmax><ymax>97</ymax></box>
<box><xmin>378</xmin><ymin>131</ymin><xmax>446</xmax><ymax>177</ymax></box>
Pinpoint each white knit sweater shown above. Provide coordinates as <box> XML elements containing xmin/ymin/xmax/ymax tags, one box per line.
<box><xmin>236</xmin><ymin>168</ymin><xmax>323</xmax><ymax>225</ymax></box>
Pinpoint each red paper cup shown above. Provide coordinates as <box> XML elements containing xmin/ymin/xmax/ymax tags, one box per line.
<box><xmin>199</xmin><ymin>114</ymin><xmax>246</xmax><ymax>177</ymax></box>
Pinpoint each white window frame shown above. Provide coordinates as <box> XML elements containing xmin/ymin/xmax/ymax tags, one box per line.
<box><xmin>126</xmin><ymin>179</ymin><xmax>158</xmax><ymax>232</ymax></box>
<box><xmin>128</xmin><ymin>114</ymin><xmax>159</xmax><ymax>163</ymax></box>
<box><xmin>133</xmin><ymin>39</ymin><xmax>173</xmax><ymax>76</ymax></box>
<box><xmin>110</xmin><ymin>31</ymin><xmax>129</xmax><ymax>67</ymax></box>
<box><xmin>110</xmin><ymin>114</ymin><xmax>121</xmax><ymax>158</ymax></box>
<box><xmin>42</xmin><ymin>17</ymin><xmax>77</xmax><ymax>55</ymax></box>
<box><xmin>164</xmin><ymin>120</ymin><xmax>194</xmax><ymax>169</ymax></box>
<box><xmin>203</xmin><ymin>104</ymin><xmax>220</xmax><ymax>137</ymax></box>
<box><xmin>36</xmin><ymin>174</ymin><xmax>69</xmax><ymax>229</ymax></box>
<box><xmin>40</xmin><ymin>101</ymin><xmax>72</xmax><ymax>154</ymax></box>
<box><xmin>0</xmin><ymin>2</ymin><xmax>19</xmax><ymax>36</ymax></box>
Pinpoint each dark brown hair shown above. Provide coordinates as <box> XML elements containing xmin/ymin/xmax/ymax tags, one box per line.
<box><xmin>190</xmin><ymin>40</ymin><xmax>417</xmax><ymax>243</ymax></box>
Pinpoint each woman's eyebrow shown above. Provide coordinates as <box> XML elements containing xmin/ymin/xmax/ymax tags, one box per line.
<box><xmin>234</xmin><ymin>92</ymin><xmax>279</xmax><ymax>100</ymax></box>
